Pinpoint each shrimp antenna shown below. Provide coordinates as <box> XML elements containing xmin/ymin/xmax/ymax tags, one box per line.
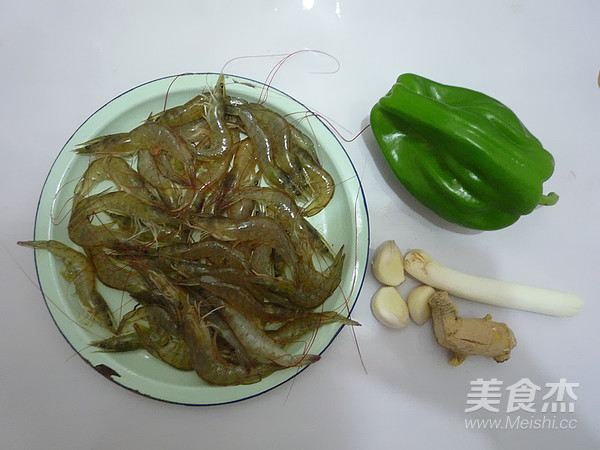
<box><xmin>162</xmin><ymin>72</ymin><xmax>195</xmax><ymax>111</ymax></box>
<box><xmin>287</xmin><ymin>109</ymin><xmax>371</xmax><ymax>144</ymax></box>
<box><xmin>219</xmin><ymin>50</ymin><xmax>340</xmax><ymax>104</ymax></box>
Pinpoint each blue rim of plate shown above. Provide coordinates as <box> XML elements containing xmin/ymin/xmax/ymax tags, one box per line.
<box><xmin>31</xmin><ymin>73</ymin><xmax>370</xmax><ymax>406</ymax></box>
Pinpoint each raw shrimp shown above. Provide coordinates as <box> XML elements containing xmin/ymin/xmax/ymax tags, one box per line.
<box><xmin>220</xmin><ymin>305</ymin><xmax>320</xmax><ymax>367</ymax></box>
<box><xmin>298</xmin><ymin>245</ymin><xmax>346</xmax><ymax>301</ymax></box>
<box><xmin>236</xmin><ymin>102</ymin><xmax>334</xmax><ymax>214</ymax></box>
<box><xmin>85</xmin><ymin>247</ymin><xmax>149</xmax><ymax>295</ymax></box>
<box><xmin>233</xmin><ymin>105</ymin><xmax>303</xmax><ymax>198</ymax></box>
<box><xmin>182</xmin><ymin>310</ymin><xmax>280</xmax><ymax>386</ymax></box>
<box><xmin>210</xmin><ymin>138</ymin><xmax>261</xmax><ymax>218</ymax></box>
<box><xmin>190</xmin><ymin>215</ymin><xmax>300</xmax><ymax>277</ymax></box>
<box><xmin>249</xmin><ymin>274</ymin><xmax>327</xmax><ymax>310</ymax></box>
<box><xmin>289</xmin><ymin>125</ymin><xmax>320</xmax><ymax>164</ymax></box>
<box><xmin>199</xmin><ymin>74</ymin><xmax>234</xmax><ymax>159</ymax></box>
<box><xmin>68</xmin><ymin>191</ymin><xmax>181</xmax><ymax>248</ymax></box>
<box><xmin>130</xmin><ymin>122</ymin><xmax>196</xmax><ymax>181</ymax></box>
<box><xmin>74</xmin><ymin>156</ymin><xmax>158</xmax><ymax>207</ymax></box>
<box><xmin>174</xmin><ymin>117</ymin><xmax>210</xmax><ymax>145</ymax></box>
<box><xmin>249</xmin><ymin>245</ymin><xmax>273</xmax><ymax>275</ymax></box>
<box><xmin>168</xmin><ymin>240</ymin><xmax>251</xmax><ymax>272</ymax></box>
<box><xmin>268</xmin><ymin>311</ymin><xmax>360</xmax><ymax>345</ymax></box>
<box><xmin>247</xmin><ymin>244</ymin><xmax>345</xmax><ymax>310</ymax></box>
<box><xmin>149</xmin><ymin>93</ymin><xmax>210</xmax><ymax>127</ymax></box>
<box><xmin>193</xmin><ymin>146</ymin><xmax>235</xmax><ymax>206</ymax></box>
<box><xmin>76</xmin><ymin>123</ymin><xmax>196</xmax><ymax>182</ymax></box>
<box><xmin>134</xmin><ymin>323</ymin><xmax>193</xmax><ymax>371</ymax></box>
<box><xmin>136</xmin><ymin>149</ymin><xmax>197</xmax><ymax>211</ymax></box>
<box><xmin>195</xmin><ymin>276</ymin><xmax>302</xmax><ymax>324</ymax></box>
<box><xmin>203</xmin><ymin>310</ymin><xmax>254</xmax><ymax>372</ymax></box>
<box><xmin>17</xmin><ymin>240</ymin><xmax>115</xmax><ymax>331</ymax></box>
<box><xmin>297</xmin><ymin>151</ymin><xmax>336</xmax><ymax>217</ymax></box>
<box><xmin>21</xmin><ymin>73</ymin><xmax>361</xmax><ymax>388</ymax></box>
<box><xmin>224</xmin><ymin>186</ymin><xmax>334</xmax><ymax>259</ymax></box>
<box><xmin>92</xmin><ymin>303</ymin><xmax>192</xmax><ymax>371</ymax></box>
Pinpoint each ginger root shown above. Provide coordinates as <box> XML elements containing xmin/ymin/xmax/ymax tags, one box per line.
<box><xmin>429</xmin><ymin>291</ymin><xmax>516</xmax><ymax>366</ymax></box>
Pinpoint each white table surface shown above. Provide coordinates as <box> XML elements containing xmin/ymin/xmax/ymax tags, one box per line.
<box><xmin>2</xmin><ymin>1</ymin><xmax>598</xmax><ymax>449</ymax></box>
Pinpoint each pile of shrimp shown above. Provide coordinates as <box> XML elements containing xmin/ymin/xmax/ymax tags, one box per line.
<box><xmin>18</xmin><ymin>74</ymin><xmax>358</xmax><ymax>386</ymax></box>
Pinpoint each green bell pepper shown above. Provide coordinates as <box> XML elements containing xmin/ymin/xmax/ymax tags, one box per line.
<box><xmin>370</xmin><ymin>73</ymin><xmax>558</xmax><ymax>230</ymax></box>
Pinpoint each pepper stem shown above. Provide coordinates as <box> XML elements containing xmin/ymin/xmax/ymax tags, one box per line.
<box><xmin>539</xmin><ymin>192</ymin><xmax>559</xmax><ymax>206</ymax></box>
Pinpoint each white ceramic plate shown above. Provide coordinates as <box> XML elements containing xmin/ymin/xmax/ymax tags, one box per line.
<box><xmin>31</xmin><ymin>73</ymin><xmax>370</xmax><ymax>405</ymax></box>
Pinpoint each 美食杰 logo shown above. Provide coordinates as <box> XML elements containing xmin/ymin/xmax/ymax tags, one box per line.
<box><xmin>464</xmin><ymin>378</ymin><xmax>579</xmax><ymax>431</ymax></box>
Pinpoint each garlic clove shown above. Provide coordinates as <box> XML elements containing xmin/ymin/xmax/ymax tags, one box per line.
<box><xmin>407</xmin><ymin>285</ymin><xmax>435</xmax><ymax>325</ymax></box>
<box><xmin>371</xmin><ymin>240</ymin><xmax>405</xmax><ymax>286</ymax></box>
<box><xmin>371</xmin><ymin>286</ymin><xmax>410</xmax><ymax>329</ymax></box>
